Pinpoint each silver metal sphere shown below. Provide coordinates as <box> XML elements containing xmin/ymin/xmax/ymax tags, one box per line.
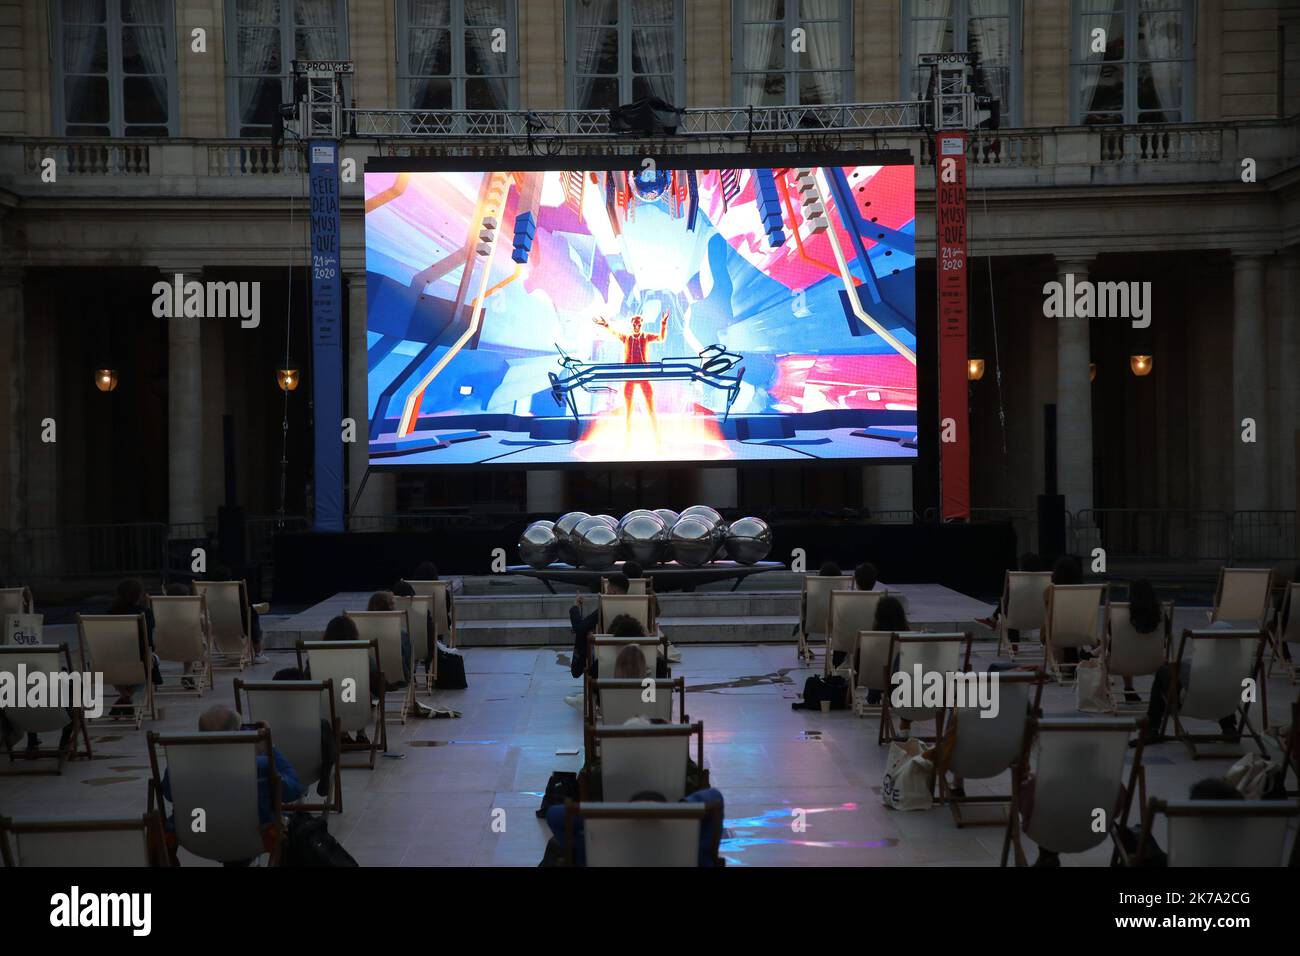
<box><xmin>618</xmin><ymin>512</ymin><xmax>668</xmax><ymax>565</ymax></box>
<box><xmin>574</xmin><ymin>516</ymin><xmax>620</xmax><ymax>570</ymax></box>
<box><xmin>679</xmin><ymin>504</ymin><xmax>723</xmax><ymax>526</ymax></box>
<box><xmin>592</xmin><ymin>514</ymin><xmax>620</xmax><ymax>531</ymax></box>
<box><xmin>518</xmin><ymin>523</ymin><xmax>559</xmax><ymax>569</ymax></box>
<box><xmin>724</xmin><ymin>516</ymin><xmax>773</xmax><ymax>565</ymax></box>
<box><xmin>619</xmin><ymin>509</ymin><xmax>659</xmax><ymax>530</ymax></box>
<box><xmin>530</xmin><ymin>519</ymin><xmax>556</xmax><ymax>532</ymax></box>
<box><xmin>681</xmin><ymin>505</ymin><xmax>727</xmax><ymax>558</ymax></box>
<box><xmin>670</xmin><ymin>516</ymin><xmax>715</xmax><ymax>567</ymax></box>
<box><xmin>553</xmin><ymin>512</ymin><xmax>590</xmax><ymax>565</ymax></box>
<box><xmin>653</xmin><ymin>508</ymin><xmax>680</xmax><ymax>528</ymax></box>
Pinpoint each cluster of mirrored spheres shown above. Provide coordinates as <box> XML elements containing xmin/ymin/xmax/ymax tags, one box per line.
<box><xmin>518</xmin><ymin>508</ymin><xmax>772</xmax><ymax>570</ymax></box>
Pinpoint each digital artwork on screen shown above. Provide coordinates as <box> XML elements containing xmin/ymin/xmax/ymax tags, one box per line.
<box><xmin>363</xmin><ymin>157</ymin><xmax>916</xmax><ymax>467</ymax></box>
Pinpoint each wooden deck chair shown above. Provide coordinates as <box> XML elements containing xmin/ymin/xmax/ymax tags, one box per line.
<box><xmin>563</xmin><ymin>800</ymin><xmax>722</xmax><ymax>867</ymax></box>
<box><xmin>147</xmin><ymin>728</ymin><xmax>285</xmax><ymax>865</ymax></box>
<box><xmin>0</xmin><ymin>810</ymin><xmax>169</xmax><ymax>867</ymax></box>
<box><xmin>1268</xmin><ymin>582</ymin><xmax>1299</xmax><ymax>682</ymax></box>
<box><xmin>148</xmin><ymin>594</ymin><xmax>212</xmax><ymax>695</ymax></box>
<box><xmin>1210</xmin><ymin>567</ymin><xmax>1272</xmax><ymax>629</ymax></box>
<box><xmin>825</xmin><ymin>590</ymin><xmax>883</xmax><ymax>679</ymax></box>
<box><xmin>0</xmin><ymin>586</ymin><xmax>34</xmax><ymax>637</ymax></box>
<box><xmin>76</xmin><ymin>613</ymin><xmax>154</xmax><ymax>728</ymax></box>
<box><xmin>591</xmin><ymin>677</ymin><xmax>684</xmax><ymax>726</ymax></box>
<box><xmin>852</xmin><ymin>630</ymin><xmax>895</xmax><ymax>716</ymax></box>
<box><xmin>193</xmin><ymin>580</ymin><xmax>252</xmax><ymax>671</ymax></box>
<box><xmin>582</xmin><ymin>721</ymin><xmax>705</xmax><ymax>802</ymax></box>
<box><xmin>797</xmin><ymin>574</ymin><xmax>851</xmax><ymax>664</ymax></box>
<box><xmin>1132</xmin><ymin>798</ymin><xmax>1299</xmax><ymax>867</ymax></box>
<box><xmin>1104</xmin><ymin>601</ymin><xmax>1173</xmax><ymax>707</ymax></box>
<box><xmin>345</xmin><ymin>610</ymin><xmax>412</xmax><ymax>724</ymax></box>
<box><xmin>1002</xmin><ymin>717</ymin><xmax>1145</xmax><ymax>867</ymax></box>
<box><xmin>935</xmin><ymin>671</ymin><xmax>1044</xmax><ymax>827</ymax></box>
<box><xmin>586</xmin><ymin>635</ymin><xmax>663</xmax><ymax>723</ymax></box>
<box><xmin>394</xmin><ymin>593</ymin><xmax>435</xmax><ymax>692</ymax></box>
<box><xmin>405</xmin><ymin>580</ymin><xmax>457</xmax><ymax>648</ymax></box>
<box><xmin>1164</xmin><ymin>628</ymin><xmax>1268</xmax><ymax>758</ymax></box>
<box><xmin>879</xmin><ymin>632</ymin><xmax>973</xmax><ymax>745</ymax></box>
<box><xmin>295</xmin><ymin>640</ymin><xmax>385</xmax><ymax>767</ymax></box>
<box><xmin>998</xmin><ymin>571</ymin><xmax>1052</xmax><ymax>660</ymax></box>
<box><xmin>1042</xmin><ymin>583</ymin><xmax>1108</xmax><ymax>683</ymax></box>
<box><xmin>235</xmin><ymin>679</ymin><xmax>343</xmax><ymax>813</ymax></box>
<box><xmin>0</xmin><ymin>644</ymin><xmax>93</xmax><ymax>773</ymax></box>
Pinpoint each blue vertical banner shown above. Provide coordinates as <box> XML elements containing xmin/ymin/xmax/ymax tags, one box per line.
<box><xmin>308</xmin><ymin>140</ymin><xmax>345</xmax><ymax>531</ymax></box>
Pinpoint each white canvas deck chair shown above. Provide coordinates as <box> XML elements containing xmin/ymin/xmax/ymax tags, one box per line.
<box><xmin>997</xmin><ymin>571</ymin><xmax>1052</xmax><ymax>660</ymax></box>
<box><xmin>0</xmin><ymin>811</ymin><xmax>169</xmax><ymax>867</ymax></box>
<box><xmin>879</xmin><ymin>632</ymin><xmax>974</xmax><ymax>745</ymax></box>
<box><xmin>936</xmin><ymin>671</ymin><xmax>1044</xmax><ymax>827</ymax></box>
<box><xmin>76</xmin><ymin>613</ymin><xmax>154</xmax><ymax>728</ymax></box>
<box><xmin>825</xmin><ymin>590</ymin><xmax>883</xmax><ymax>679</ymax></box>
<box><xmin>586</xmin><ymin>634</ymin><xmax>663</xmax><ymax>723</ymax></box>
<box><xmin>296</xmin><ymin>640</ymin><xmax>385</xmax><ymax>767</ymax></box>
<box><xmin>0</xmin><ymin>586</ymin><xmax>34</xmax><ymax>635</ymax></box>
<box><xmin>1002</xmin><ymin>717</ymin><xmax>1146</xmax><ymax>867</ymax></box>
<box><xmin>1131</xmin><ymin>798</ymin><xmax>1299</xmax><ymax>867</ymax></box>
<box><xmin>1042</xmin><ymin>583</ymin><xmax>1108</xmax><ymax>682</ymax></box>
<box><xmin>852</xmin><ymin>630</ymin><xmax>896</xmax><ymax>716</ymax></box>
<box><xmin>345</xmin><ymin>610</ymin><xmax>412</xmax><ymax>723</ymax></box>
<box><xmin>405</xmin><ymin>580</ymin><xmax>457</xmax><ymax>647</ymax></box>
<box><xmin>148</xmin><ymin>594</ymin><xmax>212</xmax><ymax>695</ymax></box>
<box><xmin>582</xmin><ymin>721</ymin><xmax>706</xmax><ymax>802</ymax></box>
<box><xmin>1104</xmin><ymin>600</ymin><xmax>1173</xmax><ymax>707</ymax></box>
<box><xmin>797</xmin><ymin>574</ymin><xmax>851</xmax><ymax>664</ymax></box>
<box><xmin>235</xmin><ymin>678</ymin><xmax>343</xmax><ymax>813</ymax></box>
<box><xmin>193</xmin><ymin>580</ymin><xmax>252</xmax><ymax>671</ymax></box>
<box><xmin>603</xmin><ymin>575</ymin><xmax>651</xmax><ymax>596</ymax></box>
<box><xmin>0</xmin><ymin>644</ymin><xmax>93</xmax><ymax>773</ymax></box>
<box><xmin>393</xmin><ymin>593</ymin><xmax>435</xmax><ymax>692</ymax></box>
<box><xmin>147</xmin><ymin>728</ymin><xmax>286</xmax><ymax>865</ymax></box>
<box><xmin>1268</xmin><ymin>582</ymin><xmax>1299</xmax><ymax>682</ymax></box>
<box><xmin>591</xmin><ymin>677</ymin><xmax>685</xmax><ymax>726</ymax></box>
<box><xmin>1210</xmin><ymin>567</ymin><xmax>1272</xmax><ymax>628</ymax></box>
<box><xmin>1163</xmin><ymin>628</ymin><xmax>1268</xmax><ymax>758</ymax></box>
<box><xmin>563</xmin><ymin>800</ymin><xmax>722</xmax><ymax>867</ymax></box>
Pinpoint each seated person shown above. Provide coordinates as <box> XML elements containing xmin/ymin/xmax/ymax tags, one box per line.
<box><xmin>159</xmin><ymin>704</ymin><xmax>302</xmax><ymax>865</ymax></box>
<box><xmin>977</xmin><ymin>552</ymin><xmax>1042</xmax><ymax>632</ymax></box>
<box><xmin>366</xmin><ymin>590</ymin><xmax>413</xmax><ymax>690</ymax></box>
<box><xmin>1120</xmin><ymin>579</ymin><xmax>1164</xmax><ymax>704</ymax></box>
<box><xmin>1045</xmin><ymin>556</ymin><xmax>1090</xmax><ymax>665</ymax></box>
<box><xmin>309</xmin><ymin>614</ymin><xmax>375</xmax><ymax>745</ymax></box>
<box><xmin>272</xmin><ymin>667</ymin><xmax>337</xmax><ymax>798</ymax></box>
<box><xmin>106</xmin><ymin>577</ymin><xmax>159</xmax><ymax>718</ymax></box>
<box><xmin>568</xmin><ymin>574</ymin><xmax>629</xmax><ymax>679</ymax></box>
<box><xmin>613</xmin><ymin>643</ymin><xmax>648</xmax><ymax>679</ymax></box>
<box><xmin>393</xmin><ymin>578</ymin><xmax>435</xmax><ymax>676</ymax></box>
<box><xmin>620</xmin><ymin>560</ymin><xmax>661</xmax><ymax>622</ymax></box>
<box><xmin>545</xmin><ymin>787</ymin><xmax>726</xmax><ymax>867</ymax></box>
<box><xmin>865</xmin><ymin>595</ymin><xmax>911</xmax><ymax>707</ymax></box>
<box><xmin>206</xmin><ymin>563</ymin><xmax>268</xmax><ymax>665</ymax></box>
<box><xmin>411</xmin><ymin>562</ymin><xmax>455</xmax><ymax>641</ymax></box>
<box><xmin>1138</xmin><ymin>619</ymin><xmax>1242</xmax><ymax>746</ymax></box>
<box><xmin>854</xmin><ymin>562</ymin><xmax>887</xmax><ymax>593</ymax></box>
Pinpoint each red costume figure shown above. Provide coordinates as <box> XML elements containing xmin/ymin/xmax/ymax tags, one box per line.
<box><xmin>594</xmin><ymin>311</ymin><xmax>670</xmax><ymax>443</ymax></box>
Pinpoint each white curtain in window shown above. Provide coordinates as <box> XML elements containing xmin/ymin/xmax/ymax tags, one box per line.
<box><xmin>738</xmin><ymin>0</ymin><xmax>780</xmax><ymax>106</ymax></box>
<box><xmin>800</xmin><ymin>0</ymin><xmax>843</xmax><ymax>103</ymax></box>
<box><xmin>296</xmin><ymin>0</ymin><xmax>339</xmax><ymax>58</ymax></box>
<box><xmin>1078</xmin><ymin>0</ymin><xmax>1122</xmax><ymax>118</ymax></box>
<box><xmin>237</xmin><ymin>0</ymin><xmax>281</xmax><ymax>124</ymax></box>
<box><xmin>62</xmin><ymin>0</ymin><xmax>106</xmax><ymax>124</ymax></box>
<box><xmin>1139</xmin><ymin>0</ymin><xmax>1180</xmax><ymax>117</ymax></box>
<box><xmin>968</xmin><ymin>1</ymin><xmax>1009</xmax><ymax>113</ymax></box>
<box><xmin>465</xmin><ymin>0</ymin><xmax>509</xmax><ymax>107</ymax></box>
<box><xmin>128</xmin><ymin>0</ymin><xmax>172</xmax><ymax>122</ymax></box>
<box><xmin>910</xmin><ymin>0</ymin><xmax>952</xmax><ymax>99</ymax></box>
<box><xmin>631</xmin><ymin>26</ymin><xmax>674</xmax><ymax>101</ymax></box>
<box><xmin>573</xmin><ymin>0</ymin><xmax>617</xmax><ymax>108</ymax></box>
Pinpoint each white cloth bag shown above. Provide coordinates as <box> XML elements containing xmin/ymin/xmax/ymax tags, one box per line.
<box><xmin>882</xmin><ymin>738</ymin><xmax>933</xmax><ymax>811</ymax></box>
<box><xmin>1075</xmin><ymin>658</ymin><xmax>1115</xmax><ymax>713</ymax></box>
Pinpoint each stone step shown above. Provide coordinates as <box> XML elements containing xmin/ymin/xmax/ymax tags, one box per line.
<box><xmin>442</xmin><ymin>590</ymin><xmax>801</xmax><ymax>622</ymax></box>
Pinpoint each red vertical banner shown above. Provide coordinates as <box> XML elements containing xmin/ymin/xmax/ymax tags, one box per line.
<box><xmin>936</xmin><ymin>132</ymin><xmax>970</xmax><ymax>520</ymax></box>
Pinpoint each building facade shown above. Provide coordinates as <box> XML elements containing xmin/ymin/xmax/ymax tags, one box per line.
<box><xmin>1</xmin><ymin>0</ymin><xmax>1298</xmax><ymax>576</ymax></box>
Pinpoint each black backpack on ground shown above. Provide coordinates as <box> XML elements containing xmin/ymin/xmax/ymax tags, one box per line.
<box><xmin>535</xmin><ymin>770</ymin><xmax>580</xmax><ymax>818</ymax></box>
<box><xmin>791</xmin><ymin>675</ymin><xmax>849</xmax><ymax>710</ymax></box>
<box><xmin>282</xmin><ymin>812</ymin><xmax>358</xmax><ymax>867</ymax></box>
<box><xmin>434</xmin><ymin>642</ymin><xmax>468</xmax><ymax>689</ymax></box>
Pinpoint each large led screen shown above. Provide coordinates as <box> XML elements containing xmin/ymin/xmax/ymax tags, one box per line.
<box><xmin>363</xmin><ymin>154</ymin><xmax>917</xmax><ymax>468</ymax></box>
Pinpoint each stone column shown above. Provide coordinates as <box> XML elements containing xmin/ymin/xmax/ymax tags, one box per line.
<box><xmin>1274</xmin><ymin>255</ymin><xmax>1299</xmax><ymax>511</ymax></box>
<box><xmin>1055</xmin><ymin>257</ymin><xmax>1094</xmax><ymax>518</ymax></box>
<box><xmin>168</xmin><ymin>284</ymin><xmax>204</xmax><ymax>529</ymax></box>
<box><xmin>0</xmin><ymin>268</ymin><xmax>25</xmax><ymax>538</ymax></box>
<box><xmin>345</xmin><ymin>273</ymin><xmax>394</xmax><ymax>518</ymax></box>
<box><xmin>1232</xmin><ymin>254</ymin><xmax>1268</xmax><ymax>513</ymax></box>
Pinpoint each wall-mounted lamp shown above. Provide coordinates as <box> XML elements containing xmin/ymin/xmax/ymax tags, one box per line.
<box><xmin>94</xmin><ymin>368</ymin><xmax>119</xmax><ymax>393</ymax></box>
<box><xmin>1130</xmin><ymin>354</ymin><xmax>1153</xmax><ymax>377</ymax></box>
